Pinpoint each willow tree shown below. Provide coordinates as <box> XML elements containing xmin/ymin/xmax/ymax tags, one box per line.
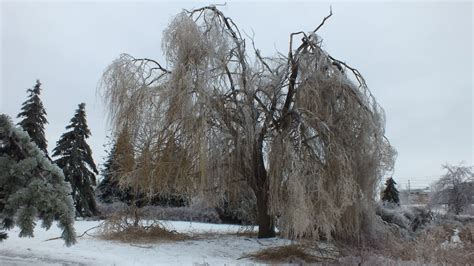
<box><xmin>100</xmin><ymin>6</ymin><xmax>395</xmax><ymax>239</ymax></box>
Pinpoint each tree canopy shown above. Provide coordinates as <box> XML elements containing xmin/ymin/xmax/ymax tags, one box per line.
<box><xmin>52</xmin><ymin>103</ymin><xmax>99</xmax><ymax>217</ymax></box>
<box><xmin>17</xmin><ymin>80</ymin><xmax>49</xmax><ymax>157</ymax></box>
<box><xmin>430</xmin><ymin>164</ymin><xmax>474</xmax><ymax>215</ymax></box>
<box><xmin>96</xmin><ymin>141</ymin><xmax>129</xmax><ymax>204</ymax></box>
<box><xmin>381</xmin><ymin>177</ymin><xmax>400</xmax><ymax>206</ymax></box>
<box><xmin>100</xmin><ymin>6</ymin><xmax>396</xmax><ymax>240</ymax></box>
<box><xmin>0</xmin><ymin>114</ymin><xmax>76</xmax><ymax>246</ymax></box>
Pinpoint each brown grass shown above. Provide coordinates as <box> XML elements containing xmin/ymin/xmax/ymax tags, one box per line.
<box><xmin>339</xmin><ymin>222</ymin><xmax>474</xmax><ymax>265</ymax></box>
<box><xmin>101</xmin><ymin>224</ymin><xmax>189</xmax><ymax>243</ymax></box>
<box><xmin>398</xmin><ymin>223</ymin><xmax>473</xmax><ymax>264</ymax></box>
<box><xmin>459</xmin><ymin>222</ymin><xmax>474</xmax><ymax>243</ymax></box>
<box><xmin>99</xmin><ymin>214</ymin><xmax>189</xmax><ymax>243</ymax></box>
<box><xmin>243</xmin><ymin>244</ymin><xmax>338</xmax><ymax>264</ymax></box>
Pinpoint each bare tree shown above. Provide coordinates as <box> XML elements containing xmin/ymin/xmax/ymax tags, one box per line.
<box><xmin>100</xmin><ymin>6</ymin><xmax>395</xmax><ymax>239</ymax></box>
<box><xmin>430</xmin><ymin>164</ymin><xmax>474</xmax><ymax>215</ymax></box>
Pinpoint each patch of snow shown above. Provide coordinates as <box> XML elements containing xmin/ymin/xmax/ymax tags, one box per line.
<box><xmin>1</xmin><ymin>220</ymin><xmax>292</xmax><ymax>265</ymax></box>
<box><xmin>441</xmin><ymin>228</ymin><xmax>463</xmax><ymax>249</ymax></box>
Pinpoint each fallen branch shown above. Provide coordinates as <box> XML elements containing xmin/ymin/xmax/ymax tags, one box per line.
<box><xmin>44</xmin><ymin>222</ymin><xmax>103</xmax><ymax>242</ymax></box>
<box><xmin>130</xmin><ymin>244</ymin><xmax>153</xmax><ymax>249</ymax></box>
<box><xmin>236</xmin><ymin>254</ymin><xmax>251</xmax><ymax>260</ymax></box>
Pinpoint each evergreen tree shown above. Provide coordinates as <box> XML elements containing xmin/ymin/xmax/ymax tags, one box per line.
<box><xmin>0</xmin><ymin>114</ymin><xmax>76</xmax><ymax>245</ymax></box>
<box><xmin>52</xmin><ymin>103</ymin><xmax>99</xmax><ymax>217</ymax></box>
<box><xmin>96</xmin><ymin>140</ymin><xmax>133</xmax><ymax>204</ymax></box>
<box><xmin>381</xmin><ymin>177</ymin><xmax>400</xmax><ymax>206</ymax></box>
<box><xmin>17</xmin><ymin>80</ymin><xmax>49</xmax><ymax>157</ymax></box>
<box><xmin>96</xmin><ymin>132</ymin><xmax>187</xmax><ymax>208</ymax></box>
<box><xmin>96</xmin><ymin>131</ymin><xmax>146</xmax><ymax>207</ymax></box>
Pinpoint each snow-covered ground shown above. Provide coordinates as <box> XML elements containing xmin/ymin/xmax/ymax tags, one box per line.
<box><xmin>1</xmin><ymin>220</ymin><xmax>292</xmax><ymax>265</ymax></box>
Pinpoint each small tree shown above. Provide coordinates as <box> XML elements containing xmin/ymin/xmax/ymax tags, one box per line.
<box><xmin>381</xmin><ymin>177</ymin><xmax>400</xmax><ymax>206</ymax></box>
<box><xmin>52</xmin><ymin>103</ymin><xmax>99</xmax><ymax>217</ymax></box>
<box><xmin>96</xmin><ymin>143</ymin><xmax>125</xmax><ymax>204</ymax></box>
<box><xmin>96</xmin><ymin>131</ymin><xmax>187</xmax><ymax>219</ymax></box>
<box><xmin>17</xmin><ymin>80</ymin><xmax>49</xmax><ymax>157</ymax></box>
<box><xmin>430</xmin><ymin>164</ymin><xmax>474</xmax><ymax>215</ymax></box>
<box><xmin>0</xmin><ymin>114</ymin><xmax>76</xmax><ymax>245</ymax></box>
<box><xmin>96</xmin><ymin>133</ymin><xmax>135</xmax><ymax>205</ymax></box>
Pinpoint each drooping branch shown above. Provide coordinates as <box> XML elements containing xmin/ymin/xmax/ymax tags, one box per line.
<box><xmin>100</xmin><ymin>5</ymin><xmax>396</xmax><ymax>241</ymax></box>
<box><xmin>131</xmin><ymin>57</ymin><xmax>171</xmax><ymax>73</ymax></box>
<box><xmin>130</xmin><ymin>56</ymin><xmax>171</xmax><ymax>86</ymax></box>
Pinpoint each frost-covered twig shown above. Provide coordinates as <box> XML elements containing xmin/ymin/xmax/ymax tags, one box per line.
<box><xmin>44</xmin><ymin>223</ymin><xmax>103</xmax><ymax>242</ymax></box>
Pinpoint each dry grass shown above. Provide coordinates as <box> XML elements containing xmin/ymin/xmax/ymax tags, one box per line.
<box><xmin>459</xmin><ymin>222</ymin><xmax>474</xmax><ymax>242</ymax></box>
<box><xmin>99</xmin><ymin>214</ymin><xmax>189</xmax><ymax>243</ymax></box>
<box><xmin>339</xmin><ymin>222</ymin><xmax>474</xmax><ymax>265</ymax></box>
<box><xmin>244</xmin><ymin>226</ymin><xmax>474</xmax><ymax>265</ymax></box>
<box><xmin>243</xmin><ymin>244</ymin><xmax>339</xmax><ymax>264</ymax></box>
<box><xmin>101</xmin><ymin>224</ymin><xmax>189</xmax><ymax>243</ymax></box>
<box><xmin>415</xmin><ymin>223</ymin><xmax>473</xmax><ymax>264</ymax></box>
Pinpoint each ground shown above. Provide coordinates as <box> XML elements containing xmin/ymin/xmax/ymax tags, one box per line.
<box><xmin>0</xmin><ymin>220</ymin><xmax>293</xmax><ymax>265</ymax></box>
<box><xmin>2</xmin><ymin>216</ymin><xmax>472</xmax><ymax>265</ymax></box>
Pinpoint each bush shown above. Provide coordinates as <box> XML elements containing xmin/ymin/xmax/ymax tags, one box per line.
<box><xmin>375</xmin><ymin>204</ymin><xmax>433</xmax><ymax>232</ymax></box>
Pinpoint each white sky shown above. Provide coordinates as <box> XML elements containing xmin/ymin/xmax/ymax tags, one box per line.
<box><xmin>1</xmin><ymin>1</ymin><xmax>472</xmax><ymax>189</ymax></box>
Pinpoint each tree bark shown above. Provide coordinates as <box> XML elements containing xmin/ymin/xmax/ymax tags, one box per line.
<box><xmin>255</xmin><ymin>186</ymin><xmax>275</xmax><ymax>238</ymax></box>
<box><xmin>252</xmin><ymin>136</ymin><xmax>276</xmax><ymax>238</ymax></box>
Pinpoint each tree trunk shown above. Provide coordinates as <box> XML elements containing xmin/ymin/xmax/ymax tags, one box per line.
<box><xmin>87</xmin><ymin>186</ymin><xmax>100</xmax><ymax>216</ymax></box>
<box><xmin>252</xmin><ymin>136</ymin><xmax>276</xmax><ymax>238</ymax></box>
<box><xmin>133</xmin><ymin>207</ymin><xmax>139</xmax><ymax>227</ymax></box>
<box><xmin>131</xmin><ymin>198</ymin><xmax>140</xmax><ymax>227</ymax></box>
<box><xmin>255</xmin><ymin>187</ymin><xmax>275</xmax><ymax>238</ymax></box>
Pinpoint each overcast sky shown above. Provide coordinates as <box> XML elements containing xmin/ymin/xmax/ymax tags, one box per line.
<box><xmin>1</xmin><ymin>1</ymin><xmax>472</xmax><ymax>189</ymax></box>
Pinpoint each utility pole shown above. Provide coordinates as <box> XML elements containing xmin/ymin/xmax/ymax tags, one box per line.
<box><xmin>407</xmin><ymin>180</ymin><xmax>411</xmax><ymax>205</ymax></box>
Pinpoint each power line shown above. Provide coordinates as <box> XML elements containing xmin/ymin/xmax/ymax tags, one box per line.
<box><xmin>396</xmin><ymin>174</ymin><xmax>443</xmax><ymax>180</ymax></box>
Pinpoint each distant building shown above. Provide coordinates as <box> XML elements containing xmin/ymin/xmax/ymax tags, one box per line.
<box><xmin>400</xmin><ymin>187</ymin><xmax>430</xmax><ymax>205</ymax></box>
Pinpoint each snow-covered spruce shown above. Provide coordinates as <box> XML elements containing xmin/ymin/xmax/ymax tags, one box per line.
<box><xmin>96</xmin><ymin>134</ymin><xmax>188</xmax><ymax>208</ymax></box>
<box><xmin>16</xmin><ymin>80</ymin><xmax>49</xmax><ymax>157</ymax></box>
<box><xmin>52</xmin><ymin>103</ymin><xmax>99</xmax><ymax>217</ymax></box>
<box><xmin>0</xmin><ymin>114</ymin><xmax>76</xmax><ymax>246</ymax></box>
<box><xmin>96</xmin><ymin>130</ymin><xmax>136</xmax><ymax>205</ymax></box>
<box><xmin>381</xmin><ymin>177</ymin><xmax>400</xmax><ymax>206</ymax></box>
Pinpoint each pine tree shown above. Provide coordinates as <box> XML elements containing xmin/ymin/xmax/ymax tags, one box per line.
<box><xmin>381</xmin><ymin>177</ymin><xmax>400</xmax><ymax>206</ymax></box>
<box><xmin>17</xmin><ymin>80</ymin><xmax>49</xmax><ymax>157</ymax></box>
<box><xmin>96</xmin><ymin>132</ymin><xmax>187</xmax><ymax>208</ymax></box>
<box><xmin>96</xmin><ymin>142</ymin><xmax>119</xmax><ymax>204</ymax></box>
<box><xmin>96</xmin><ymin>140</ymin><xmax>133</xmax><ymax>204</ymax></box>
<box><xmin>52</xmin><ymin>103</ymin><xmax>99</xmax><ymax>217</ymax></box>
<box><xmin>0</xmin><ymin>114</ymin><xmax>76</xmax><ymax>245</ymax></box>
